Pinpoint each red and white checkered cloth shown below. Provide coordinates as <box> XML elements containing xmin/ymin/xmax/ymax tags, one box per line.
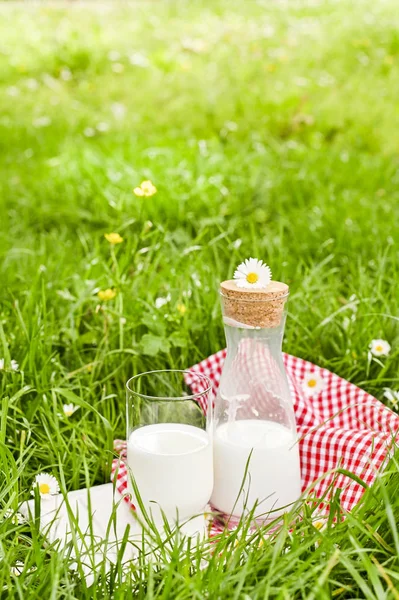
<box><xmin>112</xmin><ymin>350</ymin><xmax>399</xmax><ymax>526</ymax></box>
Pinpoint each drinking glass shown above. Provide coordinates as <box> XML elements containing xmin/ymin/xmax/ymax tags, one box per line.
<box><xmin>126</xmin><ymin>370</ymin><xmax>213</xmax><ymax>525</ymax></box>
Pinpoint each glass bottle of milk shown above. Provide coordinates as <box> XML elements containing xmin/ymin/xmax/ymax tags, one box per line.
<box><xmin>211</xmin><ymin>278</ymin><xmax>301</xmax><ymax>524</ymax></box>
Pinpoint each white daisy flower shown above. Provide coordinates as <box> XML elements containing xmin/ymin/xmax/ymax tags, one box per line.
<box><xmin>31</xmin><ymin>473</ymin><xmax>60</xmax><ymax>499</ymax></box>
<box><xmin>313</xmin><ymin>519</ymin><xmax>327</xmax><ymax>532</ymax></box>
<box><xmin>62</xmin><ymin>403</ymin><xmax>79</xmax><ymax>417</ymax></box>
<box><xmin>233</xmin><ymin>258</ymin><xmax>272</xmax><ymax>289</ymax></box>
<box><xmin>383</xmin><ymin>388</ymin><xmax>399</xmax><ymax>408</ymax></box>
<box><xmin>302</xmin><ymin>372</ymin><xmax>325</xmax><ymax>397</ymax></box>
<box><xmin>369</xmin><ymin>339</ymin><xmax>391</xmax><ymax>357</ymax></box>
<box><xmin>0</xmin><ymin>358</ymin><xmax>4</xmax><ymax>370</ymax></box>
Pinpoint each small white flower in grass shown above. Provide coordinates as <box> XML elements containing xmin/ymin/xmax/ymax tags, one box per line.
<box><xmin>369</xmin><ymin>339</ymin><xmax>391</xmax><ymax>357</ymax></box>
<box><xmin>10</xmin><ymin>561</ymin><xmax>25</xmax><ymax>577</ymax></box>
<box><xmin>383</xmin><ymin>388</ymin><xmax>399</xmax><ymax>408</ymax></box>
<box><xmin>62</xmin><ymin>403</ymin><xmax>79</xmax><ymax>417</ymax></box>
<box><xmin>31</xmin><ymin>473</ymin><xmax>60</xmax><ymax>499</ymax></box>
<box><xmin>110</xmin><ymin>102</ymin><xmax>126</xmax><ymax>120</ymax></box>
<box><xmin>25</xmin><ymin>78</ymin><xmax>39</xmax><ymax>90</ymax></box>
<box><xmin>0</xmin><ymin>359</ymin><xmax>19</xmax><ymax>371</ymax></box>
<box><xmin>84</xmin><ymin>127</ymin><xmax>96</xmax><ymax>138</ymax></box>
<box><xmin>302</xmin><ymin>372</ymin><xmax>325</xmax><ymax>397</ymax></box>
<box><xmin>2</xmin><ymin>509</ymin><xmax>25</xmax><ymax>525</ymax></box>
<box><xmin>233</xmin><ymin>258</ymin><xmax>272</xmax><ymax>289</ymax></box>
<box><xmin>191</xmin><ymin>273</ymin><xmax>202</xmax><ymax>288</ymax></box>
<box><xmin>96</xmin><ymin>122</ymin><xmax>110</xmax><ymax>133</ymax></box>
<box><xmin>108</xmin><ymin>50</ymin><xmax>121</xmax><ymax>61</ymax></box>
<box><xmin>33</xmin><ymin>116</ymin><xmax>51</xmax><ymax>128</ymax></box>
<box><xmin>155</xmin><ymin>294</ymin><xmax>171</xmax><ymax>309</ymax></box>
<box><xmin>129</xmin><ymin>52</ymin><xmax>150</xmax><ymax>68</ymax></box>
<box><xmin>112</xmin><ymin>63</ymin><xmax>124</xmax><ymax>73</ymax></box>
<box><xmin>7</xmin><ymin>86</ymin><xmax>19</xmax><ymax>97</ymax></box>
<box><xmin>60</xmin><ymin>67</ymin><xmax>72</xmax><ymax>81</ymax></box>
<box><xmin>181</xmin><ymin>38</ymin><xmax>206</xmax><ymax>54</ymax></box>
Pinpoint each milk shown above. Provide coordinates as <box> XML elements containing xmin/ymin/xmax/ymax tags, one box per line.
<box><xmin>212</xmin><ymin>420</ymin><xmax>301</xmax><ymax>519</ymax></box>
<box><xmin>127</xmin><ymin>423</ymin><xmax>213</xmax><ymax>522</ymax></box>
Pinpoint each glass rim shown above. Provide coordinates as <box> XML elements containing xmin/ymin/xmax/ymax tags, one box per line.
<box><xmin>126</xmin><ymin>369</ymin><xmax>212</xmax><ymax>401</ymax></box>
<box><xmin>219</xmin><ymin>290</ymin><xmax>290</xmax><ymax>303</ymax></box>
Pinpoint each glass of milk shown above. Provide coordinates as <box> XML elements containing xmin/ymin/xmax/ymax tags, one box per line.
<box><xmin>212</xmin><ymin>278</ymin><xmax>302</xmax><ymax>525</ymax></box>
<box><xmin>126</xmin><ymin>370</ymin><xmax>213</xmax><ymax>527</ymax></box>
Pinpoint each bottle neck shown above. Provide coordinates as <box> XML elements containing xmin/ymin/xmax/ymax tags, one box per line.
<box><xmin>223</xmin><ymin>313</ymin><xmax>286</xmax><ymax>351</ymax></box>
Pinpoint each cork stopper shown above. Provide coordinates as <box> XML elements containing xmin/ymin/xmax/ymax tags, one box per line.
<box><xmin>220</xmin><ymin>280</ymin><xmax>289</xmax><ymax>328</ymax></box>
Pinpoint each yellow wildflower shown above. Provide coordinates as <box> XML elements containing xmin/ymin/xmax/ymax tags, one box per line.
<box><xmin>133</xmin><ymin>180</ymin><xmax>157</xmax><ymax>197</ymax></box>
<box><xmin>104</xmin><ymin>232</ymin><xmax>123</xmax><ymax>244</ymax></box>
<box><xmin>177</xmin><ymin>303</ymin><xmax>187</xmax><ymax>315</ymax></box>
<box><xmin>98</xmin><ymin>288</ymin><xmax>117</xmax><ymax>301</ymax></box>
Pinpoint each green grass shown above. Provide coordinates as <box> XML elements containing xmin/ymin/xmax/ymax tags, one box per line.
<box><xmin>1</xmin><ymin>0</ymin><xmax>399</xmax><ymax>596</ymax></box>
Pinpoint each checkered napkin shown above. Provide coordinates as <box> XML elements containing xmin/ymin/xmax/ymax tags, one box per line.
<box><xmin>112</xmin><ymin>350</ymin><xmax>399</xmax><ymax>520</ymax></box>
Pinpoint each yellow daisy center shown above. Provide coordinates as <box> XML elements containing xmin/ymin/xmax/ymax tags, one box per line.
<box><xmin>39</xmin><ymin>483</ymin><xmax>50</xmax><ymax>495</ymax></box>
<box><xmin>375</xmin><ymin>345</ymin><xmax>383</xmax><ymax>352</ymax></box>
<box><xmin>64</xmin><ymin>410</ymin><xmax>73</xmax><ymax>417</ymax></box>
<box><xmin>307</xmin><ymin>379</ymin><xmax>317</xmax><ymax>388</ymax></box>
<box><xmin>246</xmin><ymin>272</ymin><xmax>259</xmax><ymax>284</ymax></box>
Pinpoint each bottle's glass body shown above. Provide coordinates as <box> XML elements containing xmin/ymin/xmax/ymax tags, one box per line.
<box><xmin>211</xmin><ymin>295</ymin><xmax>301</xmax><ymax>523</ymax></box>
